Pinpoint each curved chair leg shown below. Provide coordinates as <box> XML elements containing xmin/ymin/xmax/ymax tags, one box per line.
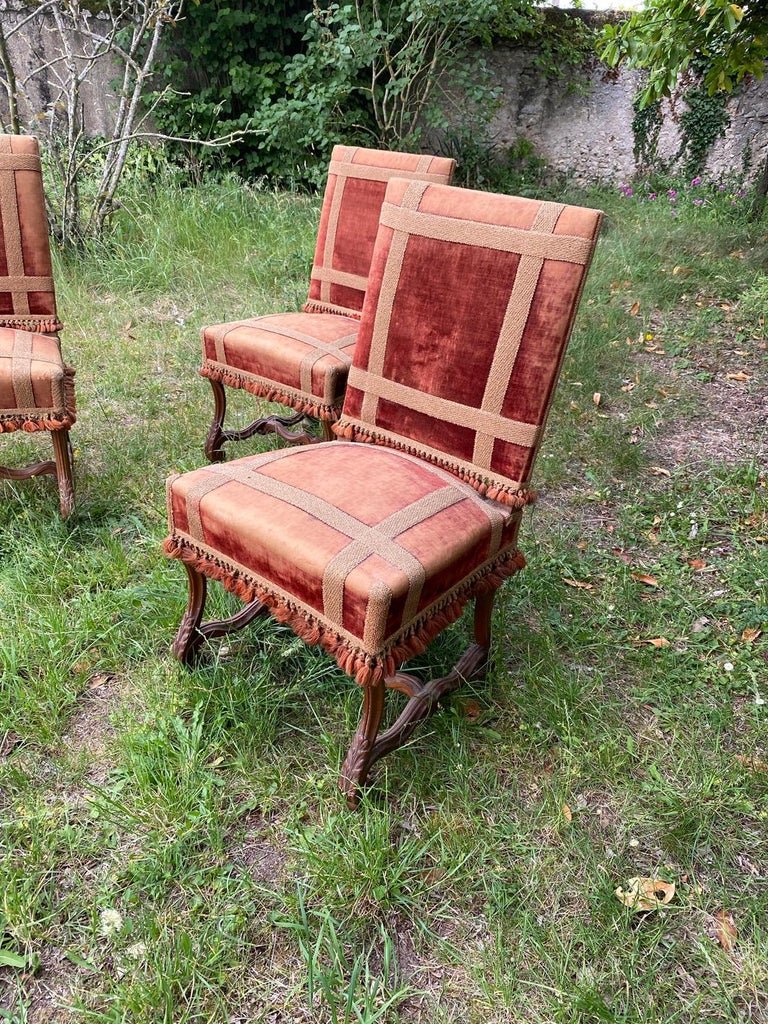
<box><xmin>339</xmin><ymin>589</ymin><xmax>497</xmax><ymax>808</ymax></box>
<box><xmin>172</xmin><ymin>562</ymin><xmax>268</xmax><ymax>667</ymax></box>
<box><xmin>204</xmin><ymin>377</ymin><xmax>228</xmax><ymax>463</ymax></box>
<box><xmin>204</xmin><ymin>376</ymin><xmax>322</xmax><ymax>459</ymax></box>
<box><xmin>339</xmin><ymin>680</ymin><xmax>386</xmax><ymax>809</ymax></box>
<box><xmin>52</xmin><ymin>429</ymin><xmax>75</xmax><ymax>518</ymax></box>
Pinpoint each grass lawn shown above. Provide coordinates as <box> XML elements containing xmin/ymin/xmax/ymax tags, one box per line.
<box><xmin>1</xmin><ymin>173</ymin><xmax>766</xmax><ymax>1023</ymax></box>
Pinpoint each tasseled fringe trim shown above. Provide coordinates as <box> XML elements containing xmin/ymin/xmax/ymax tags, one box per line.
<box><xmin>302</xmin><ymin>299</ymin><xmax>362</xmax><ymax>320</ymax></box>
<box><xmin>200</xmin><ymin>362</ymin><xmax>342</xmax><ymax>423</ymax></box>
<box><xmin>164</xmin><ymin>533</ymin><xmax>526</xmax><ymax>687</ymax></box>
<box><xmin>0</xmin><ymin>365</ymin><xmax>76</xmax><ymax>433</ymax></box>
<box><xmin>0</xmin><ymin>316</ymin><xmax>64</xmax><ymax>333</ymax></box>
<box><xmin>333</xmin><ymin>419</ymin><xmax>536</xmax><ymax>509</ymax></box>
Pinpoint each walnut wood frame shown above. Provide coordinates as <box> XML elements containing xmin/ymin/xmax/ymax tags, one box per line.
<box><xmin>172</xmin><ymin>561</ymin><xmax>496</xmax><ymax>808</ymax></box>
<box><xmin>0</xmin><ymin>428</ymin><xmax>75</xmax><ymax>517</ymax></box>
<box><xmin>204</xmin><ymin>377</ymin><xmax>334</xmax><ymax>461</ymax></box>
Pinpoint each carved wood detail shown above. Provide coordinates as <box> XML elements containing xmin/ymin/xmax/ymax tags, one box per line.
<box><xmin>204</xmin><ymin>376</ymin><xmax>335</xmax><ymax>461</ymax></box>
<box><xmin>0</xmin><ymin>428</ymin><xmax>75</xmax><ymax>518</ymax></box>
<box><xmin>172</xmin><ymin>561</ymin><xmax>267</xmax><ymax>668</ymax></box>
<box><xmin>339</xmin><ymin>590</ymin><xmax>496</xmax><ymax>808</ymax></box>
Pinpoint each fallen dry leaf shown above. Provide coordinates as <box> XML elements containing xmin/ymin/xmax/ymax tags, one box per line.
<box><xmin>650</xmin><ymin>466</ymin><xmax>671</xmax><ymax>477</ymax></box>
<box><xmin>563</xmin><ymin>578</ymin><xmax>594</xmax><ymax>590</ymax></box>
<box><xmin>562</xmin><ymin>803</ymin><xmax>572</xmax><ymax>823</ymax></box>
<box><xmin>735</xmin><ymin>754</ymin><xmax>768</xmax><ymax>773</ymax></box>
<box><xmin>612</xmin><ymin>547</ymin><xmax>634</xmax><ymax>565</ymax></box>
<box><xmin>726</xmin><ymin>371</ymin><xmax>751</xmax><ymax>382</ymax></box>
<box><xmin>592</xmin><ymin>392</ymin><xmax>602</xmax><ymax>406</ymax></box>
<box><xmin>629</xmin><ymin>425</ymin><xmax>644</xmax><ymax>444</ymax></box>
<box><xmin>621</xmin><ymin>381</ymin><xmax>636</xmax><ymax>393</ymax></box>
<box><xmin>741</xmin><ymin>627</ymin><xmax>762</xmax><ymax>643</ymax></box>
<box><xmin>462</xmin><ymin>699</ymin><xmax>482</xmax><ymax>721</ymax></box>
<box><xmin>713</xmin><ymin>910</ymin><xmax>737</xmax><ymax>952</ymax></box>
<box><xmin>642</xmin><ymin>637</ymin><xmax>671</xmax><ymax>648</ymax></box>
<box><xmin>0</xmin><ymin>731</ymin><xmax>21</xmax><ymax>759</ymax></box>
<box><xmin>632</xmin><ymin>572</ymin><xmax>659</xmax><ymax>588</ymax></box>
<box><xmin>88</xmin><ymin>673</ymin><xmax>116</xmax><ymax>691</ymax></box>
<box><xmin>629</xmin><ymin>300</ymin><xmax>641</xmax><ymax>316</ymax></box>
<box><xmin>615</xmin><ymin>877</ymin><xmax>675</xmax><ymax>912</ymax></box>
<box><xmin>688</xmin><ymin>558</ymin><xmax>707</xmax><ymax>570</ymax></box>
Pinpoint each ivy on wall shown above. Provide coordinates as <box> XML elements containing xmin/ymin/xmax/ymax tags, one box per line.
<box><xmin>630</xmin><ymin>75</ymin><xmax>731</xmax><ymax>180</ymax></box>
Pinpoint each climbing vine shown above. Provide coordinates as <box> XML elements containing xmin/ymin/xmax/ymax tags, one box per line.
<box><xmin>676</xmin><ymin>80</ymin><xmax>730</xmax><ymax>178</ymax></box>
<box><xmin>631</xmin><ymin>93</ymin><xmax>663</xmax><ymax>172</ymax></box>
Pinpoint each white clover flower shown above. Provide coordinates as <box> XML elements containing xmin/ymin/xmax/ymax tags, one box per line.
<box><xmin>100</xmin><ymin>908</ymin><xmax>124</xmax><ymax>936</ymax></box>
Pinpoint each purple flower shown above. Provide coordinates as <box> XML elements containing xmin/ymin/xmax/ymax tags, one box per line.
<box><xmin>691</xmin><ymin>176</ymin><xmax>702</xmax><ymax>186</ymax></box>
<box><xmin>736</xmin><ymin>188</ymin><xmax>746</xmax><ymax>198</ymax></box>
<box><xmin>670</xmin><ymin>209</ymin><xmax>678</xmax><ymax>217</ymax></box>
<box><xmin>648</xmin><ymin>192</ymin><xmax>657</xmax><ymax>200</ymax></box>
<box><xmin>667</xmin><ymin>188</ymin><xmax>677</xmax><ymax>201</ymax></box>
<box><xmin>718</xmin><ymin>183</ymin><xmax>726</xmax><ymax>191</ymax></box>
<box><xmin>693</xmin><ymin>198</ymin><xmax>704</xmax><ymax>207</ymax></box>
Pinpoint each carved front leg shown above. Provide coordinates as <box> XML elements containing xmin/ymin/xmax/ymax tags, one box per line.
<box><xmin>172</xmin><ymin>563</ymin><xmax>208</xmax><ymax>666</ymax></box>
<box><xmin>339</xmin><ymin>680</ymin><xmax>386</xmax><ymax>809</ymax></box>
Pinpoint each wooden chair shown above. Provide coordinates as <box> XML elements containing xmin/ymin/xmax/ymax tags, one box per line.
<box><xmin>200</xmin><ymin>146</ymin><xmax>454</xmax><ymax>456</ymax></box>
<box><xmin>166</xmin><ymin>179</ymin><xmax>602</xmax><ymax>807</ymax></box>
<box><xmin>0</xmin><ymin>135</ymin><xmax>75</xmax><ymax>518</ymax></box>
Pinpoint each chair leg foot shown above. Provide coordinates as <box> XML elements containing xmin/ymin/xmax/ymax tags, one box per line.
<box><xmin>204</xmin><ymin>378</ymin><xmax>228</xmax><ymax>463</ymax></box>
<box><xmin>339</xmin><ymin>680</ymin><xmax>386</xmax><ymax>809</ymax></box>
<box><xmin>172</xmin><ymin>562</ymin><xmax>268</xmax><ymax>667</ymax></box>
<box><xmin>172</xmin><ymin>563</ymin><xmax>208</xmax><ymax>666</ymax></box>
<box><xmin>339</xmin><ymin>589</ymin><xmax>498</xmax><ymax>808</ymax></box>
<box><xmin>51</xmin><ymin>429</ymin><xmax>75</xmax><ymax>518</ymax></box>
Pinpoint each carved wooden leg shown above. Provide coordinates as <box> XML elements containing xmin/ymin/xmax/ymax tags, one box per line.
<box><xmin>172</xmin><ymin>562</ymin><xmax>208</xmax><ymax>667</ymax></box>
<box><xmin>204</xmin><ymin>377</ymin><xmax>228</xmax><ymax>463</ymax></box>
<box><xmin>172</xmin><ymin>562</ymin><xmax>268</xmax><ymax>667</ymax></box>
<box><xmin>338</xmin><ymin>588</ymin><xmax>499</xmax><ymax>807</ymax></box>
<box><xmin>51</xmin><ymin>429</ymin><xmax>75</xmax><ymax>518</ymax></box>
<box><xmin>339</xmin><ymin>679</ymin><xmax>386</xmax><ymax>809</ymax></box>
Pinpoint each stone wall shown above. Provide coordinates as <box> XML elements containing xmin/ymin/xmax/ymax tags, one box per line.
<box><xmin>487</xmin><ymin>46</ymin><xmax>768</xmax><ymax>184</ymax></box>
<box><xmin>0</xmin><ymin>1</ymin><xmax>119</xmax><ymax>137</ymax></box>
<box><xmin>1</xmin><ymin>2</ymin><xmax>765</xmax><ymax>183</ymax></box>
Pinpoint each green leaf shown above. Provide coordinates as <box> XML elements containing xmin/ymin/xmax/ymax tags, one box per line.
<box><xmin>0</xmin><ymin>949</ymin><xmax>27</xmax><ymax>969</ymax></box>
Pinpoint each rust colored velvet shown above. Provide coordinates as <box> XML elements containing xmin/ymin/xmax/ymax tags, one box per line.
<box><xmin>201</xmin><ymin>312</ymin><xmax>359</xmax><ymax>421</ymax></box>
<box><xmin>0</xmin><ymin>136</ymin><xmax>61</xmax><ymax>329</ymax></box>
<box><xmin>166</xmin><ymin>442</ymin><xmax>522</xmax><ymax>683</ymax></box>
<box><xmin>335</xmin><ymin>179</ymin><xmax>603</xmax><ymax>504</ymax></box>
<box><xmin>200</xmin><ymin>146</ymin><xmax>454</xmax><ymax>419</ymax></box>
<box><xmin>305</xmin><ymin>146</ymin><xmax>455</xmax><ymax>317</ymax></box>
<box><xmin>0</xmin><ymin>327</ymin><xmax>76</xmax><ymax>432</ymax></box>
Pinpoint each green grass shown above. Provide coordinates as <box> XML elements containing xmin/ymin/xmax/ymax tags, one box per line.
<box><xmin>1</xmin><ymin>173</ymin><xmax>767</xmax><ymax>1023</ymax></box>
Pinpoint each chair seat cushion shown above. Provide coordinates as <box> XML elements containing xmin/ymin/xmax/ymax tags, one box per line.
<box><xmin>0</xmin><ymin>327</ymin><xmax>75</xmax><ymax>433</ymax></box>
<box><xmin>200</xmin><ymin>312</ymin><xmax>359</xmax><ymax>422</ymax></box>
<box><xmin>165</xmin><ymin>442</ymin><xmax>524</xmax><ymax>685</ymax></box>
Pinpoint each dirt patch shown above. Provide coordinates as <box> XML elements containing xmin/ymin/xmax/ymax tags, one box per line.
<box><xmin>226</xmin><ymin>809</ymin><xmax>288</xmax><ymax>886</ymax></box>
<box><xmin>650</xmin><ymin>374</ymin><xmax>767</xmax><ymax>468</ymax></box>
<box><xmin>0</xmin><ymin>947</ymin><xmax>77</xmax><ymax>1023</ymax></box>
<box><xmin>60</xmin><ymin>674</ymin><xmax>125</xmax><ymax>787</ymax></box>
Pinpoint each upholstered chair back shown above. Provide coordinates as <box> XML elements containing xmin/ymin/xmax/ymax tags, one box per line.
<box><xmin>304</xmin><ymin>146</ymin><xmax>455</xmax><ymax>319</ymax></box>
<box><xmin>335</xmin><ymin>179</ymin><xmax>603</xmax><ymax>507</ymax></box>
<box><xmin>0</xmin><ymin>135</ymin><xmax>61</xmax><ymax>333</ymax></box>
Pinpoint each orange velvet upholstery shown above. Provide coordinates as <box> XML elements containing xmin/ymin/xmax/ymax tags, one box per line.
<box><xmin>200</xmin><ymin>147</ymin><xmax>455</xmax><ymax>422</ymax></box>
<box><xmin>167</xmin><ymin>180</ymin><xmax>602</xmax><ymax>685</ymax></box>
<box><xmin>335</xmin><ymin>179</ymin><xmax>603</xmax><ymax>505</ymax></box>
<box><xmin>0</xmin><ymin>327</ymin><xmax>75</xmax><ymax>432</ymax></box>
<box><xmin>166</xmin><ymin>443</ymin><xmax>523</xmax><ymax>685</ymax></box>
<box><xmin>201</xmin><ymin>312</ymin><xmax>359</xmax><ymax>421</ymax></box>
<box><xmin>0</xmin><ymin>135</ymin><xmax>62</xmax><ymax>333</ymax></box>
